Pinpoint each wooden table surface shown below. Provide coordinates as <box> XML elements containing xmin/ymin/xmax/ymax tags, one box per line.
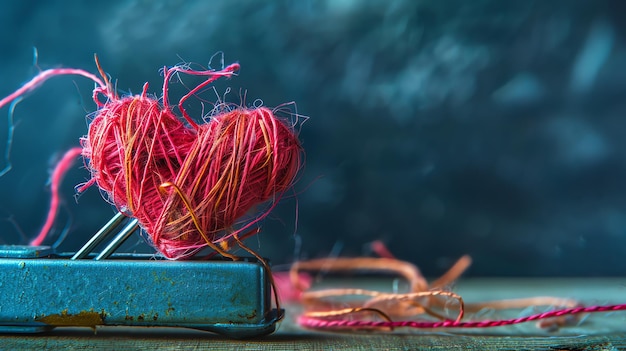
<box><xmin>2</xmin><ymin>278</ymin><xmax>625</xmax><ymax>350</ymax></box>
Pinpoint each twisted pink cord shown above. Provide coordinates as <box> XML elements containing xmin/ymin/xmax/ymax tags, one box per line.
<box><xmin>29</xmin><ymin>147</ymin><xmax>83</xmax><ymax>246</ymax></box>
<box><xmin>299</xmin><ymin>303</ymin><xmax>626</xmax><ymax>329</ymax></box>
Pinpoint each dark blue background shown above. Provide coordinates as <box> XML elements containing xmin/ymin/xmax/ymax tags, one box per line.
<box><xmin>0</xmin><ymin>0</ymin><xmax>625</xmax><ymax>277</ymax></box>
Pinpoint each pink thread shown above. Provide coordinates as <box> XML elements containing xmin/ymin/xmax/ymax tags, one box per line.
<box><xmin>298</xmin><ymin>303</ymin><xmax>626</xmax><ymax>330</ymax></box>
<box><xmin>273</xmin><ymin>271</ymin><xmax>312</xmax><ymax>303</ymax></box>
<box><xmin>0</xmin><ymin>69</ymin><xmax>107</xmax><ymax>109</ymax></box>
<box><xmin>370</xmin><ymin>240</ymin><xmax>396</xmax><ymax>259</ymax></box>
<box><xmin>29</xmin><ymin>147</ymin><xmax>82</xmax><ymax>246</ymax></box>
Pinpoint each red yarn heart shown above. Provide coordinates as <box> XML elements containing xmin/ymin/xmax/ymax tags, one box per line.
<box><xmin>0</xmin><ymin>59</ymin><xmax>300</xmax><ymax>258</ymax></box>
<box><xmin>79</xmin><ymin>63</ymin><xmax>302</xmax><ymax>259</ymax></box>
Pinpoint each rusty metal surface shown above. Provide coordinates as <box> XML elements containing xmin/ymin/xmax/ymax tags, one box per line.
<box><xmin>0</xmin><ymin>246</ymin><xmax>279</xmax><ymax>338</ymax></box>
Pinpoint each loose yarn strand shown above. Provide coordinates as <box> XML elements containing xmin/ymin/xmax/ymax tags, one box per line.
<box><xmin>298</xmin><ymin>303</ymin><xmax>626</xmax><ymax>330</ymax></box>
<box><xmin>29</xmin><ymin>147</ymin><xmax>82</xmax><ymax>246</ymax></box>
<box><xmin>290</xmin><ymin>250</ymin><xmax>626</xmax><ymax>333</ymax></box>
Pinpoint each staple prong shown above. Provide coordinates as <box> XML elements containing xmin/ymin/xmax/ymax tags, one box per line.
<box><xmin>94</xmin><ymin>218</ymin><xmax>139</xmax><ymax>260</ymax></box>
<box><xmin>71</xmin><ymin>212</ymin><xmax>126</xmax><ymax>260</ymax></box>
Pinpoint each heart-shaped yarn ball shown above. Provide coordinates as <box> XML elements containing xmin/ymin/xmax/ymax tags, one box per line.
<box><xmin>0</xmin><ymin>57</ymin><xmax>301</xmax><ymax>258</ymax></box>
<box><xmin>81</xmin><ymin>94</ymin><xmax>301</xmax><ymax>259</ymax></box>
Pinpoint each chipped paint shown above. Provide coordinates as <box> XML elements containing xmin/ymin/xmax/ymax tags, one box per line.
<box><xmin>36</xmin><ymin>309</ymin><xmax>106</xmax><ymax>328</ymax></box>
